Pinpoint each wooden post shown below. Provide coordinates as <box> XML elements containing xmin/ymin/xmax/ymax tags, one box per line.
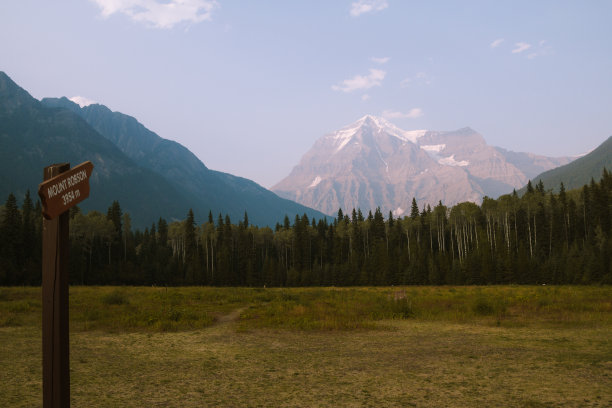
<box><xmin>42</xmin><ymin>162</ymin><xmax>71</xmax><ymax>408</ymax></box>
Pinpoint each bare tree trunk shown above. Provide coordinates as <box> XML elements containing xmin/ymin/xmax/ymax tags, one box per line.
<box><xmin>406</xmin><ymin>231</ymin><xmax>411</xmax><ymax>262</ymax></box>
<box><xmin>533</xmin><ymin>215</ymin><xmax>537</xmax><ymax>253</ymax></box>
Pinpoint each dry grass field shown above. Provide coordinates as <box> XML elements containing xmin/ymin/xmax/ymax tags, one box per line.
<box><xmin>1</xmin><ymin>286</ymin><xmax>611</xmax><ymax>407</ymax></box>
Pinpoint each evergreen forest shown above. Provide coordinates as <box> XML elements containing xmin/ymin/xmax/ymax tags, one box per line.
<box><xmin>1</xmin><ymin>170</ymin><xmax>611</xmax><ymax>287</ymax></box>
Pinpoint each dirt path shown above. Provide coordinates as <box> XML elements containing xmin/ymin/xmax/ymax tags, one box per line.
<box><xmin>215</xmin><ymin>306</ymin><xmax>247</xmax><ymax>324</ymax></box>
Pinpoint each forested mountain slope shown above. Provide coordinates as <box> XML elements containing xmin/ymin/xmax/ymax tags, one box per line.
<box><xmin>520</xmin><ymin>136</ymin><xmax>612</xmax><ymax>193</ymax></box>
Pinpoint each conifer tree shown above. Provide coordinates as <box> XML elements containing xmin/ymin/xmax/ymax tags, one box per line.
<box><xmin>1</xmin><ymin>193</ymin><xmax>22</xmax><ymax>283</ymax></box>
<box><xmin>157</xmin><ymin>217</ymin><xmax>168</xmax><ymax>246</ymax></box>
<box><xmin>107</xmin><ymin>201</ymin><xmax>123</xmax><ymax>240</ymax></box>
<box><xmin>21</xmin><ymin>190</ymin><xmax>36</xmax><ymax>255</ymax></box>
<box><xmin>185</xmin><ymin>209</ymin><xmax>197</xmax><ymax>262</ymax></box>
<box><xmin>410</xmin><ymin>198</ymin><xmax>419</xmax><ymax>219</ymax></box>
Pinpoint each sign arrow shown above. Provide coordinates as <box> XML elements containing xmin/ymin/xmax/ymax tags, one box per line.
<box><xmin>38</xmin><ymin>161</ymin><xmax>94</xmax><ymax>220</ymax></box>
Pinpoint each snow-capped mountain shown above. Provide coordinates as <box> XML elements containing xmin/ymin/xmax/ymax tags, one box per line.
<box><xmin>272</xmin><ymin>115</ymin><xmax>573</xmax><ymax>216</ymax></box>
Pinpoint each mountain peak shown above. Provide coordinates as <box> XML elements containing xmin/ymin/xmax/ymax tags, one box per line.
<box><xmin>355</xmin><ymin>114</ymin><xmax>392</xmax><ymax>129</ymax></box>
<box><xmin>455</xmin><ymin>126</ymin><xmax>477</xmax><ymax>134</ymax></box>
<box><xmin>273</xmin><ymin>118</ymin><xmax>574</xmax><ymax>216</ymax></box>
<box><xmin>355</xmin><ymin>114</ymin><xmax>428</xmax><ymax>143</ymax></box>
<box><xmin>40</xmin><ymin>96</ymin><xmax>82</xmax><ymax>113</ymax></box>
<box><xmin>357</xmin><ymin>114</ymin><xmax>385</xmax><ymax>125</ymax></box>
<box><xmin>0</xmin><ymin>72</ymin><xmax>38</xmax><ymax>115</ymax></box>
<box><xmin>327</xmin><ymin>115</ymin><xmax>430</xmax><ymax>154</ymax></box>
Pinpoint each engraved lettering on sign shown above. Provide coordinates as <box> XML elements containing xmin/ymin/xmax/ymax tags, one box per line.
<box><xmin>47</xmin><ymin>169</ymin><xmax>87</xmax><ymax>199</ymax></box>
<box><xmin>38</xmin><ymin>161</ymin><xmax>94</xmax><ymax>220</ymax></box>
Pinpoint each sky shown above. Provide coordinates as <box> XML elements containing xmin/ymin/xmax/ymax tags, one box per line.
<box><xmin>1</xmin><ymin>0</ymin><xmax>611</xmax><ymax>188</ymax></box>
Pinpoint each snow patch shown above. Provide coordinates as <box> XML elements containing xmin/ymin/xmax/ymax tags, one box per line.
<box><xmin>362</xmin><ymin>115</ymin><xmax>427</xmax><ymax>143</ymax></box>
<box><xmin>438</xmin><ymin>155</ymin><xmax>469</xmax><ymax>167</ymax></box>
<box><xmin>374</xmin><ymin>144</ymin><xmax>389</xmax><ymax>173</ymax></box>
<box><xmin>399</xmin><ymin>129</ymin><xmax>428</xmax><ymax>142</ymax></box>
<box><xmin>69</xmin><ymin>96</ymin><xmax>97</xmax><ymax>107</ymax></box>
<box><xmin>420</xmin><ymin>143</ymin><xmax>469</xmax><ymax>167</ymax></box>
<box><xmin>330</xmin><ymin>114</ymin><xmax>427</xmax><ymax>153</ymax></box>
<box><xmin>420</xmin><ymin>144</ymin><xmax>446</xmax><ymax>153</ymax></box>
<box><xmin>331</xmin><ymin>123</ymin><xmax>362</xmax><ymax>153</ymax></box>
<box><xmin>309</xmin><ymin>176</ymin><xmax>322</xmax><ymax>188</ymax></box>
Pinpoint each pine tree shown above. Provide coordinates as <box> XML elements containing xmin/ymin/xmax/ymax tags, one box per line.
<box><xmin>157</xmin><ymin>217</ymin><xmax>168</xmax><ymax>245</ymax></box>
<box><xmin>106</xmin><ymin>201</ymin><xmax>122</xmax><ymax>264</ymax></box>
<box><xmin>357</xmin><ymin>209</ymin><xmax>364</xmax><ymax>222</ymax></box>
<box><xmin>107</xmin><ymin>201</ymin><xmax>123</xmax><ymax>240</ymax></box>
<box><xmin>122</xmin><ymin>212</ymin><xmax>132</xmax><ymax>262</ymax></box>
<box><xmin>184</xmin><ymin>209</ymin><xmax>197</xmax><ymax>263</ymax></box>
<box><xmin>1</xmin><ymin>193</ymin><xmax>23</xmax><ymax>283</ymax></box>
<box><xmin>184</xmin><ymin>209</ymin><xmax>198</xmax><ymax>283</ymax></box>
<box><xmin>21</xmin><ymin>190</ymin><xmax>36</xmax><ymax>255</ymax></box>
<box><xmin>410</xmin><ymin>198</ymin><xmax>419</xmax><ymax>220</ymax></box>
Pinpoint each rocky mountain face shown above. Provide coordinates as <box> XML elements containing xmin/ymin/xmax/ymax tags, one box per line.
<box><xmin>0</xmin><ymin>72</ymin><xmax>329</xmax><ymax>228</ymax></box>
<box><xmin>272</xmin><ymin>115</ymin><xmax>573</xmax><ymax>216</ymax></box>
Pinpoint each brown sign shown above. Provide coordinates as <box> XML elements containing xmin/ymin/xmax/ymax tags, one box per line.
<box><xmin>38</xmin><ymin>161</ymin><xmax>94</xmax><ymax>219</ymax></box>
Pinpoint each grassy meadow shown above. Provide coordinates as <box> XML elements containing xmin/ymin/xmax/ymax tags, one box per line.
<box><xmin>1</xmin><ymin>285</ymin><xmax>611</xmax><ymax>407</ymax></box>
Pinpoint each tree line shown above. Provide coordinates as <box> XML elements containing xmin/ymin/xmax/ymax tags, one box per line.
<box><xmin>1</xmin><ymin>170</ymin><xmax>611</xmax><ymax>286</ymax></box>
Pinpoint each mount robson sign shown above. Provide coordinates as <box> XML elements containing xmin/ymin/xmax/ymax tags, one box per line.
<box><xmin>37</xmin><ymin>161</ymin><xmax>94</xmax><ymax>408</ymax></box>
<box><xmin>38</xmin><ymin>161</ymin><xmax>94</xmax><ymax>219</ymax></box>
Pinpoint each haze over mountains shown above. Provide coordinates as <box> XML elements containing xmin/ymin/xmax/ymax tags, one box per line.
<box><xmin>273</xmin><ymin>115</ymin><xmax>574</xmax><ymax>216</ymax></box>
<box><xmin>0</xmin><ymin>72</ymin><xmax>328</xmax><ymax>228</ymax></box>
<box><xmin>2</xmin><ymin>70</ymin><xmax>607</xmax><ymax>225</ymax></box>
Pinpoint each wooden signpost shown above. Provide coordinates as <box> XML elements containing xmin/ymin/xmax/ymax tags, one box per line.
<box><xmin>38</xmin><ymin>161</ymin><xmax>94</xmax><ymax>408</ymax></box>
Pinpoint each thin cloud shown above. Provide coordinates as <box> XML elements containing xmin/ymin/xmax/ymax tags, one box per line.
<box><xmin>371</xmin><ymin>56</ymin><xmax>390</xmax><ymax>64</ymax></box>
<box><xmin>332</xmin><ymin>69</ymin><xmax>386</xmax><ymax>93</ymax></box>
<box><xmin>400</xmin><ymin>72</ymin><xmax>431</xmax><ymax>87</ymax></box>
<box><xmin>361</xmin><ymin>94</ymin><xmax>371</xmax><ymax>101</ymax></box>
<box><xmin>512</xmin><ymin>42</ymin><xmax>532</xmax><ymax>54</ymax></box>
<box><xmin>528</xmin><ymin>40</ymin><xmax>553</xmax><ymax>59</ymax></box>
<box><xmin>69</xmin><ymin>96</ymin><xmax>97</xmax><ymax>107</ymax></box>
<box><xmin>90</xmin><ymin>0</ymin><xmax>219</xmax><ymax>29</ymax></box>
<box><xmin>382</xmin><ymin>108</ymin><xmax>424</xmax><ymax>119</ymax></box>
<box><xmin>350</xmin><ymin>0</ymin><xmax>388</xmax><ymax>17</ymax></box>
<box><xmin>490</xmin><ymin>38</ymin><xmax>504</xmax><ymax>48</ymax></box>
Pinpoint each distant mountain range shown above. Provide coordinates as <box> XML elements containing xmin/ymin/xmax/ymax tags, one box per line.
<box><xmin>0</xmin><ymin>72</ymin><xmax>328</xmax><ymax>228</ymax></box>
<box><xmin>520</xmin><ymin>135</ymin><xmax>612</xmax><ymax>194</ymax></box>
<box><xmin>273</xmin><ymin>115</ymin><xmax>575</xmax><ymax>216</ymax></box>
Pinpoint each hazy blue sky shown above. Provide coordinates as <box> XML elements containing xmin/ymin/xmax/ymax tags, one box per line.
<box><xmin>1</xmin><ymin>1</ymin><xmax>611</xmax><ymax>187</ymax></box>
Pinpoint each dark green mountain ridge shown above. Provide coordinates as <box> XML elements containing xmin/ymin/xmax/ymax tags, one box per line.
<box><xmin>40</xmin><ymin>96</ymin><xmax>330</xmax><ymax>226</ymax></box>
<box><xmin>519</xmin><ymin>136</ymin><xmax>612</xmax><ymax>194</ymax></box>
<box><xmin>0</xmin><ymin>72</ymin><xmax>328</xmax><ymax>228</ymax></box>
<box><xmin>0</xmin><ymin>73</ymin><xmax>198</xmax><ymax>228</ymax></box>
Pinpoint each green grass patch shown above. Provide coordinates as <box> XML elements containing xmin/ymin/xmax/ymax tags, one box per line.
<box><xmin>0</xmin><ymin>285</ymin><xmax>610</xmax><ymax>332</ymax></box>
<box><xmin>239</xmin><ymin>288</ymin><xmax>415</xmax><ymax>330</ymax></box>
<box><xmin>100</xmin><ymin>289</ymin><xmax>130</xmax><ymax>306</ymax></box>
<box><xmin>0</xmin><ymin>285</ymin><xmax>611</xmax><ymax>407</ymax></box>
